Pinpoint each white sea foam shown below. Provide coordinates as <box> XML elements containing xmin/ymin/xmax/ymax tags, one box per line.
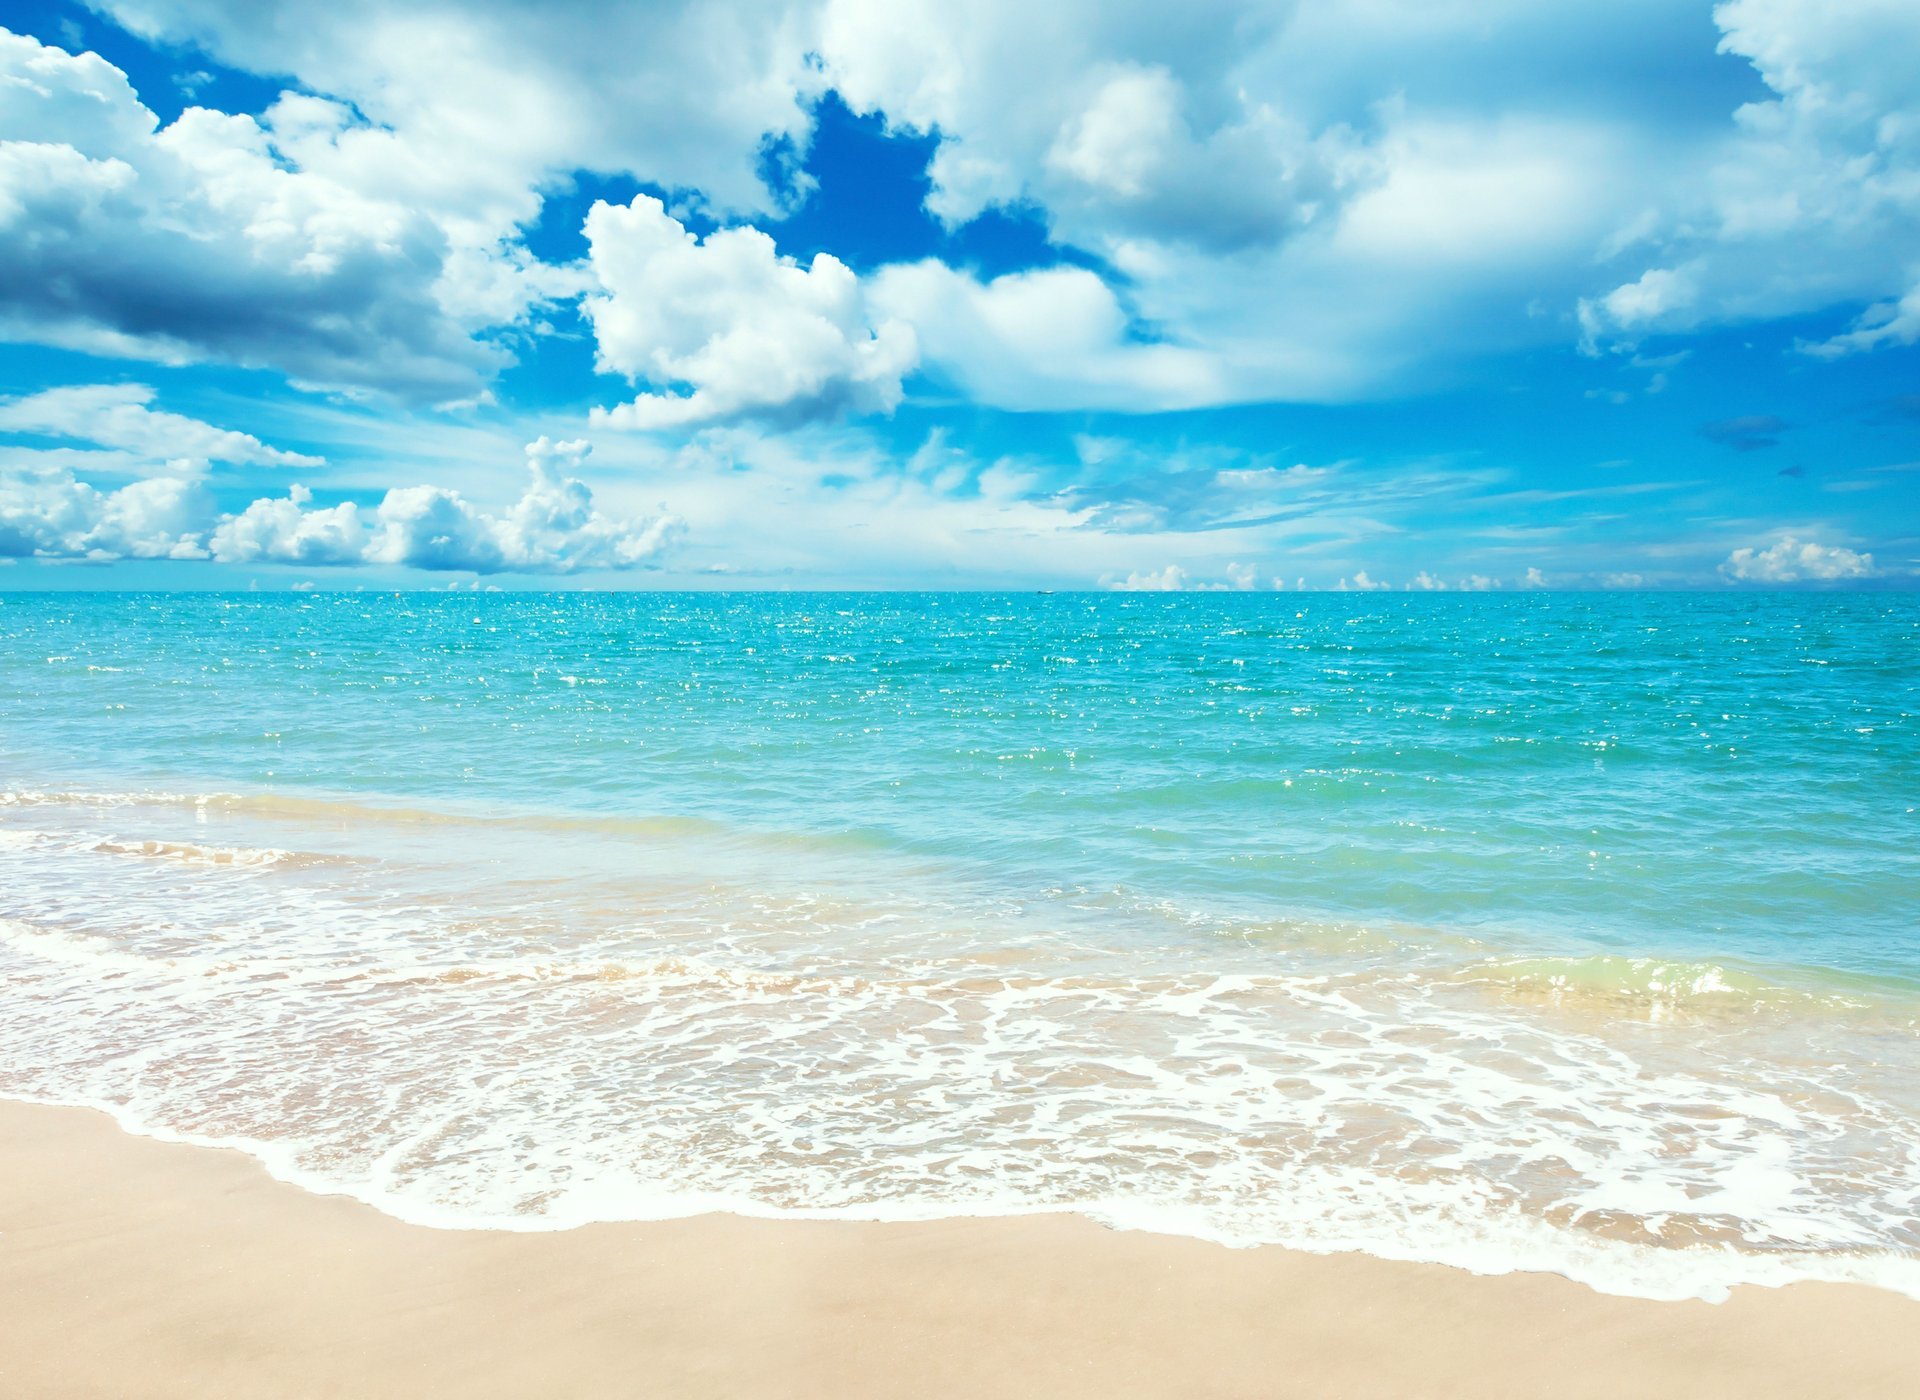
<box><xmin>2</xmin><ymin>790</ymin><xmax>1918</xmax><ymax>1304</ymax></box>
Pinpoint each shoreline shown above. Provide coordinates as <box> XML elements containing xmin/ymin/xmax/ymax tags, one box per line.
<box><xmin>3</xmin><ymin>1100</ymin><xmax>1917</xmax><ymax>1398</ymax></box>
<box><xmin>15</xmin><ymin>1082</ymin><xmax>1920</xmax><ymax>1304</ymax></box>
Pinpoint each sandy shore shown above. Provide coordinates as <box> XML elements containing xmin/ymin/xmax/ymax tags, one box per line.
<box><xmin>1</xmin><ymin>1100</ymin><xmax>1915</xmax><ymax>1399</ymax></box>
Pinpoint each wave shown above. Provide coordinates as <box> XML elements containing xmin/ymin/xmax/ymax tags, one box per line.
<box><xmin>7</xmin><ymin>1084</ymin><xmax>1920</xmax><ymax>1306</ymax></box>
<box><xmin>7</xmin><ymin>792</ymin><xmax>1917</xmax><ymax>1022</ymax></box>
<box><xmin>6</xmin><ymin>780</ymin><xmax>1920</xmax><ymax>1305</ymax></box>
<box><xmin>0</xmin><ymin>788</ymin><xmax>242</xmax><ymax>811</ymax></box>
<box><xmin>0</xmin><ymin>787</ymin><xmax>794</xmax><ymax>841</ymax></box>
<box><xmin>86</xmin><ymin>837</ymin><xmax>332</xmax><ymax>869</ymax></box>
<box><xmin>0</xmin><ymin>825</ymin><xmax>347</xmax><ymax>871</ymax></box>
<box><xmin>1450</xmin><ymin>954</ymin><xmax>1916</xmax><ymax>1022</ymax></box>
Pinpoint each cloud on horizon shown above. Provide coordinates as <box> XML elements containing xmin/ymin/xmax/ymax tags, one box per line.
<box><xmin>2</xmin><ymin>435</ymin><xmax>682</xmax><ymax>574</ymax></box>
<box><xmin>1720</xmin><ymin>536</ymin><xmax>1875</xmax><ymax>583</ymax></box>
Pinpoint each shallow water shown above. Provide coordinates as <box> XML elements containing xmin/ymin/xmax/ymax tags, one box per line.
<box><xmin>1</xmin><ymin>592</ymin><xmax>1915</xmax><ymax>1299</ymax></box>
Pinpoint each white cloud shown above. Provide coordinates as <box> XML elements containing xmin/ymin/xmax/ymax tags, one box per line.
<box><xmin>0</xmin><ymin>7</ymin><xmax>839</xmax><ymax>403</ymax></box>
<box><xmin>93</xmin><ymin>0</ymin><xmax>820</xmax><ymax>220</ymax></box>
<box><xmin>821</xmin><ymin>1</ymin><xmax>1347</xmax><ymax>252</ymax></box>
<box><xmin>819</xmin><ymin>6</ymin><xmax>1674</xmax><ymax>404</ymax></box>
<box><xmin>0</xmin><ymin>383</ymin><xmax>322</xmax><ymax>467</ymax></box>
<box><xmin>1046</xmin><ymin>66</ymin><xmax>1181</xmax><ymax>201</ymax></box>
<box><xmin>598</xmin><ymin>423</ymin><xmax>1124</xmax><ymax>585</ymax></box>
<box><xmin>868</xmin><ymin>260</ymin><xmax>1223</xmax><ymax>411</ymax></box>
<box><xmin>1805</xmin><ymin>281</ymin><xmax>1920</xmax><ymax>357</ymax></box>
<box><xmin>1103</xmin><ymin>560</ymin><xmax>1269</xmax><ymax>591</ymax></box>
<box><xmin>209</xmin><ymin>484</ymin><xmax>369</xmax><ymax>566</ymax></box>
<box><xmin>817</xmin><ymin>2</ymin><xmax>1776</xmax><ymax>404</ymax></box>
<box><xmin>860</xmin><ymin>109</ymin><xmax>1663</xmax><ymax>411</ymax></box>
<box><xmin>1335</xmin><ymin>570</ymin><xmax>1390</xmax><ymax>591</ymax></box>
<box><xmin>1581</xmin><ymin>0</ymin><xmax>1920</xmax><ymax>349</ymax></box>
<box><xmin>841</xmin><ymin>0</ymin><xmax>1920</xmax><ymax>404</ymax></box>
<box><xmin>1578</xmin><ymin>267</ymin><xmax>1697</xmax><ymax>350</ymax></box>
<box><xmin>0</xmin><ymin>30</ymin><xmax>524</xmax><ymax>397</ymax></box>
<box><xmin>487</xmin><ymin>436</ymin><xmax>688</xmax><ymax>570</ymax></box>
<box><xmin>1106</xmin><ymin>564</ymin><xmax>1188</xmax><ymax>591</ymax></box>
<box><xmin>3</xmin><ymin>436</ymin><xmax>681</xmax><ymax>573</ymax></box>
<box><xmin>0</xmin><ymin>467</ymin><xmax>211</xmax><ymax>560</ymax></box>
<box><xmin>1409</xmin><ymin>569</ymin><xmax>1538</xmax><ymax>591</ymax></box>
<box><xmin>214</xmin><ymin>437</ymin><xmax>684</xmax><ymax>572</ymax></box>
<box><xmin>1719</xmin><ymin>536</ymin><xmax>1875</xmax><ymax>582</ymax></box>
<box><xmin>1216</xmin><ymin>464</ymin><xmax>1335</xmax><ymax>490</ymax></box>
<box><xmin>583</xmin><ymin>196</ymin><xmax>915</xmax><ymax>429</ymax></box>
<box><xmin>3</xmin><ymin>1</ymin><xmax>1917</xmax><ymax>423</ymax></box>
<box><xmin>0</xmin><ymin>6</ymin><xmax>1696</xmax><ymax>415</ymax></box>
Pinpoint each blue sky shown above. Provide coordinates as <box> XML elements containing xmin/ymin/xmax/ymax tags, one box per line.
<box><xmin>0</xmin><ymin>0</ymin><xmax>1915</xmax><ymax>589</ymax></box>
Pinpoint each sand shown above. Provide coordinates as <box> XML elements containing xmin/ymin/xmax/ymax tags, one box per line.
<box><xmin>1</xmin><ymin>1099</ymin><xmax>1916</xmax><ymax>1399</ymax></box>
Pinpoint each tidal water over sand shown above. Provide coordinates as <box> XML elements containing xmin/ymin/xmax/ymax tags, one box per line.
<box><xmin>1</xmin><ymin>591</ymin><xmax>1916</xmax><ymax>1300</ymax></box>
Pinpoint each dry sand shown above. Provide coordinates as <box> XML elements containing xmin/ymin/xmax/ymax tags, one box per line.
<box><xmin>1</xmin><ymin>1099</ymin><xmax>1916</xmax><ymax>1399</ymax></box>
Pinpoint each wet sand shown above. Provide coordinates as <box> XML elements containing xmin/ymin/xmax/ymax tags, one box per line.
<box><xmin>1</xmin><ymin>1099</ymin><xmax>1915</xmax><ymax>1399</ymax></box>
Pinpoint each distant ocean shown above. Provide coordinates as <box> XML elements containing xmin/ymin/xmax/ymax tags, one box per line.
<box><xmin>1</xmin><ymin>591</ymin><xmax>1915</xmax><ymax>1301</ymax></box>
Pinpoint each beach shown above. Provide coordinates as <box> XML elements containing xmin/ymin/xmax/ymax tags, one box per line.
<box><xmin>4</xmin><ymin>0</ymin><xmax>1918</xmax><ymax>1390</ymax></box>
<box><xmin>4</xmin><ymin>1099</ymin><xmax>1917</xmax><ymax>1399</ymax></box>
<box><xmin>3</xmin><ymin>593</ymin><xmax>1918</xmax><ymax>1394</ymax></box>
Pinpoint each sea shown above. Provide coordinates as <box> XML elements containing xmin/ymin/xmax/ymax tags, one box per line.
<box><xmin>1</xmin><ymin>590</ymin><xmax>1915</xmax><ymax>1302</ymax></box>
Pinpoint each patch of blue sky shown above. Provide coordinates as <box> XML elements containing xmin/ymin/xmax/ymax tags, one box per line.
<box><xmin>7</xmin><ymin>0</ymin><xmax>284</xmax><ymax>123</ymax></box>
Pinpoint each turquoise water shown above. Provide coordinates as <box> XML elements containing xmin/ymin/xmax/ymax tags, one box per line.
<box><xmin>1</xmin><ymin>592</ymin><xmax>1917</xmax><ymax>1299</ymax></box>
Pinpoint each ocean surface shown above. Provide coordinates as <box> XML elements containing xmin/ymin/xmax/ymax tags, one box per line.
<box><xmin>1</xmin><ymin>591</ymin><xmax>1916</xmax><ymax>1301</ymax></box>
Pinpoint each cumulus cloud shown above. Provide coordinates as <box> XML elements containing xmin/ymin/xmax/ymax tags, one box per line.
<box><xmin>825</xmin><ymin>7</ymin><xmax>1676</xmax><ymax>406</ymax></box>
<box><xmin>1106</xmin><ymin>564</ymin><xmax>1188</xmax><ymax>591</ymax></box>
<box><xmin>3</xmin><ymin>437</ymin><xmax>682</xmax><ymax>573</ymax></box>
<box><xmin>825</xmin><ymin>0</ymin><xmax>1920</xmax><ymax>405</ymax></box>
<box><xmin>3</xmin><ymin>1</ymin><xmax>1916</xmax><ymax>424</ymax></box>
<box><xmin>0</xmin><ymin>30</ymin><xmax>526</xmax><ymax>398</ymax></box>
<box><xmin>1719</xmin><ymin>536</ymin><xmax>1875</xmax><ymax>582</ymax></box>
<box><xmin>1103</xmin><ymin>560</ymin><xmax>1269</xmax><ymax>591</ymax></box>
<box><xmin>90</xmin><ymin>0</ymin><xmax>819</xmax><ymax>220</ymax></box>
<box><xmin>817</xmin><ymin>2</ymin><xmax>1798</xmax><ymax>403</ymax></box>
<box><xmin>1406</xmin><ymin>570</ymin><xmax>1545</xmax><ymax>591</ymax></box>
<box><xmin>821</xmin><ymin>1</ymin><xmax>1348</xmax><ymax>252</ymax></box>
<box><xmin>868</xmin><ymin>260</ymin><xmax>1223</xmax><ymax>411</ymax></box>
<box><xmin>208</xmin><ymin>485</ymin><xmax>369</xmax><ymax>566</ymax></box>
<box><xmin>1581</xmin><ymin>0</ymin><xmax>1920</xmax><ymax>350</ymax></box>
<box><xmin>213</xmin><ymin>437</ymin><xmax>683</xmax><ymax>571</ymax></box>
<box><xmin>0</xmin><ymin>6</ymin><xmax>835</xmax><ymax>404</ymax></box>
<box><xmin>0</xmin><ymin>467</ymin><xmax>211</xmax><ymax>560</ymax></box>
<box><xmin>583</xmin><ymin>196</ymin><xmax>915</xmax><ymax>429</ymax></box>
<box><xmin>0</xmin><ymin>383</ymin><xmax>322</xmax><ymax>467</ymax></box>
<box><xmin>1578</xmin><ymin>268</ymin><xmax>1697</xmax><ymax>349</ymax></box>
<box><xmin>0</xmin><ymin>6</ymin><xmax>1730</xmax><ymax>418</ymax></box>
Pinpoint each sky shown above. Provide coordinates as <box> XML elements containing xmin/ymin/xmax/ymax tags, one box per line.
<box><xmin>0</xmin><ymin>0</ymin><xmax>1916</xmax><ymax>591</ymax></box>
